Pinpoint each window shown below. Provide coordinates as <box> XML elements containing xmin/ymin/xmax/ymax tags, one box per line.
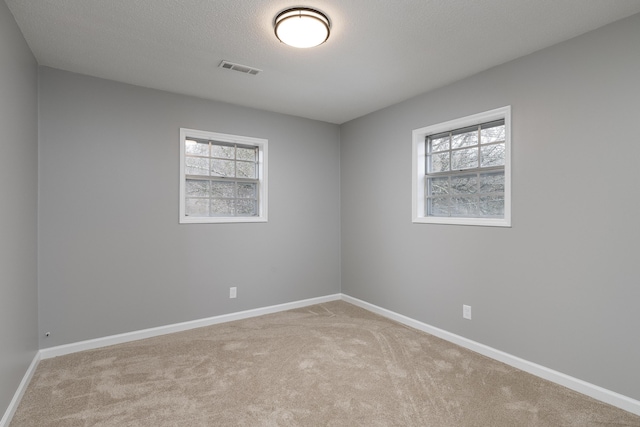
<box><xmin>412</xmin><ymin>106</ymin><xmax>511</xmax><ymax>226</ymax></box>
<box><xmin>180</xmin><ymin>128</ymin><xmax>268</xmax><ymax>223</ymax></box>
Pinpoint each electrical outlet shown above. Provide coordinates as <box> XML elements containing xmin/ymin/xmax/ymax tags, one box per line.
<box><xmin>229</xmin><ymin>287</ymin><xmax>237</xmax><ymax>299</ymax></box>
<box><xmin>463</xmin><ymin>305</ymin><xmax>472</xmax><ymax>320</ymax></box>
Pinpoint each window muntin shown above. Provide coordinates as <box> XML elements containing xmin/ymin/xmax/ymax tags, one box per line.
<box><xmin>180</xmin><ymin>129</ymin><xmax>267</xmax><ymax>224</ymax></box>
<box><xmin>412</xmin><ymin>106</ymin><xmax>511</xmax><ymax>227</ymax></box>
<box><xmin>426</xmin><ymin>120</ymin><xmax>505</xmax><ymax>218</ymax></box>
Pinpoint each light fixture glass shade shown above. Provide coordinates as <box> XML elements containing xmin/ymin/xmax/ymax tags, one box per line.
<box><xmin>274</xmin><ymin>8</ymin><xmax>330</xmax><ymax>48</ymax></box>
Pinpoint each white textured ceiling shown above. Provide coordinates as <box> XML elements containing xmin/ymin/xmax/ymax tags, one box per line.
<box><xmin>6</xmin><ymin>0</ymin><xmax>640</xmax><ymax>124</ymax></box>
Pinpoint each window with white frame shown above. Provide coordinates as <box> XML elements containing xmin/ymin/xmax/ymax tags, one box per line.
<box><xmin>180</xmin><ymin>128</ymin><xmax>268</xmax><ymax>223</ymax></box>
<box><xmin>412</xmin><ymin>106</ymin><xmax>511</xmax><ymax>227</ymax></box>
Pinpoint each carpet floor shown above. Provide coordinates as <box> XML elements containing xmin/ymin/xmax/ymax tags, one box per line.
<box><xmin>10</xmin><ymin>301</ymin><xmax>640</xmax><ymax>426</ymax></box>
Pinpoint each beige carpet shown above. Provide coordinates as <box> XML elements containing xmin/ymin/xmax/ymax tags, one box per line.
<box><xmin>11</xmin><ymin>301</ymin><xmax>640</xmax><ymax>426</ymax></box>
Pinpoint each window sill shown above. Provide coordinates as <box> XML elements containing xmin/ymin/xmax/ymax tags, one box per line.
<box><xmin>412</xmin><ymin>216</ymin><xmax>510</xmax><ymax>227</ymax></box>
<box><xmin>180</xmin><ymin>216</ymin><xmax>268</xmax><ymax>224</ymax></box>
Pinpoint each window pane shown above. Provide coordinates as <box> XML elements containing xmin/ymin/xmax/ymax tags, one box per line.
<box><xmin>451</xmin><ymin>174</ymin><xmax>478</xmax><ymax>194</ymax></box>
<box><xmin>211</xmin><ymin>144</ymin><xmax>235</xmax><ymax>159</ymax></box>
<box><xmin>428</xmin><ymin>152</ymin><xmax>450</xmax><ymax>172</ymax></box>
<box><xmin>428</xmin><ymin>177</ymin><xmax>449</xmax><ymax>196</ymax></box>
<box><xmin>451</xmin><ymin>197</ymin><xmax>479</xmax><ymax>217</ymax></box>
<box><xmin>480</xmin><ymin>195</ymin><xmax>504</xmax><ymax>217</ymax></box>
<box><xmin>237</xmin><ymin>161</ymin><xmax>256</xmax><ymax>179</ymax></box>
<box><xmin>236</xmin><ymin>199</ymin><xmax>257</xmax><ymax>216</ymax></box>
<box><xmin>185</xmin><ymin>157</ymin><xmax>209</xmax><ymax>176</ymax></box>
<box><xmin>480</xmin><ymin>172</ymin><xmax>504</xmax><ymax>193</ymax></box>
<box><xmin>237</xmin><ymin>147</ymin><xmax>257</xmax><ymax>161</ymax></box>
<box><xmin>429</xmin><ymin>136</ymin><xmax>449</xmax><ymax>152</ymax></box>
<box><xmin>237</xmin><ymin>182</ymin><xmax>257</xmax><ymax>199</ymax></box>
<box><xmin>451</xmin><ymin>129</ymin><xmax>478</xmax><ymax>149</ymax></box>
<box><xmin>481</xmin><ymin>124</ymin><xmax>505</xmax><ymax>144</ymax></box>
<box><xmin>428</xmin><ymin>197</ymin><xmax>449</xmax><ymax>217</ymax></box>
<box><xmin>481</xmin><ymin>143</ymin><xmax>505</xmax><ymax>167</ymax></box>
<box><xmin>185</xmin><ymin>198</ymin><xmax>209</xmax><ymax>217</ymax></box>
<box><xmin>185</xmin><ymin>139</ymin><xmax>209</xmax><ymax>156</ymax></box>
<box><xmin>451</xmin><ymin>147</ymin><xmax>478</xmax><ymax>170</ymax></box>
<box><xmin>211</xmin><ymin>159</ymin><xmax>235</xmax><ymax>177</ymax></box>
<box><xmin>185</xmin><ymin>179</ymin><xmax>209</xmax><ymax>197</ymax></box>
<box><xmin>211</xmin><ymin>199</ymin><xmax>234</xmax><ymax>215</ymax></box>
<box><xmin>211</xmin><ymin>182</ymin><xmax>235</xmax><ymax>198</ymax></box>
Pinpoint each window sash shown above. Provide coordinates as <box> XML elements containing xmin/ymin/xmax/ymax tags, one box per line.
<box><xmin>426</xmin><ymin>120</ymin><xmax>505</xmax><ymax>176</ymax></box>
<box><xmin>425</xmin><ymin>173</ymin><xmax>505</xmax><ymax>218</ymax></box>
<box><xmin>185</xmin><ymin>139</ymin><xmax>258</xmax><ymax>179</ymax></box>
<box><xmin>184</xmin><ymin>178</ymin><xmax>260</xmax><ymax>217</ymax></box>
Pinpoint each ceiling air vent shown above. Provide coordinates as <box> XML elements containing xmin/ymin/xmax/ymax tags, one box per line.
<box><xmin>219</xmin><ymin>60</ymin><xmax>262</xmax><ymax>75</ymax></box>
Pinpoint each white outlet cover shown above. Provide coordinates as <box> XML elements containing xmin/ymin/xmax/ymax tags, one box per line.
<box><xmin>230</xmin><ymin>287</ymin><xmax>237</xmax><ymax>299</ymax></box>
<box><xmin>463</xmin><ymin>305</ymin><xmax>472</xmax><ymax>320</ymax></box>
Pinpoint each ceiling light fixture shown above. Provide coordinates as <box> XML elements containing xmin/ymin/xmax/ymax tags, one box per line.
<box><xmin>274</xmin><ymin>7</ymin><xmax>330</xmax><ymax>48</ymax></box>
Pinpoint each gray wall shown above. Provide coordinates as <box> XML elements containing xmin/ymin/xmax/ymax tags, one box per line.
<box><xmin>0</xmin><ymin>0</ymin><xmax>39</xmax><ymax>417</ymax></box>
<box><xmin>38</xmin><ymin>68</ymin><xmax>341</xmax><ymax>348</ymax></box>
<box><xmin>341</xmin><ymin>13</ymin><xmax>640</xmax><ymax>400</ymax></box>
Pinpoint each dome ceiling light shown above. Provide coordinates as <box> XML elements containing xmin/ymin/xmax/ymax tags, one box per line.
<box><xmin>274</xmin><ymin>7</ymin><xmax>330</xmax><ymax>48</ymax></box>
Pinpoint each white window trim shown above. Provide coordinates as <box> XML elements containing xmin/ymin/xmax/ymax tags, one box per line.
<box><xmin>179</xmin><ymin>128</ymin><xmax>268</xmax><ymax>224</ymax></box>
<box><xmin>412</xmin><ymin>106</ymin><xmax>511</xmax><ymax>227</ymax></box>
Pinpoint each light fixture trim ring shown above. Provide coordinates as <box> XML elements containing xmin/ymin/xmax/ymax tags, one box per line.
<box><xmin>274</xmin><ymin>7</ymin><xmax>331</xmax><ymax>48</ymax></box>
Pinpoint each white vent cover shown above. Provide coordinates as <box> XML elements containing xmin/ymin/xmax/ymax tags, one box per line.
<box><xmin>219</xmin><ymin>60</ymin><xmax>262</xmax><ymax>75</ymax></box>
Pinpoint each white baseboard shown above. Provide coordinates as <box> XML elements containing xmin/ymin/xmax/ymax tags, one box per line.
<box><xmin>341</xmin><ymin>294</ymin><xmax>640</xmax><ymax>417</ymax></box>
<box><xmin>40</xmin><ymin>293</ymin><xmax>342</xmax><ymax>359</ymax></box>
<box><xmin>0</xmin><ymin>352</ymin><xmax>40</xmax><ymax>427</ymax></box>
